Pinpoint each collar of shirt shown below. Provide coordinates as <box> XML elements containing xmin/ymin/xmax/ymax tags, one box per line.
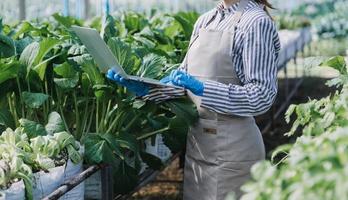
<box><xmin>215</xmin><ymin>0</ymin><xmax>260</xmax><ymax>16</ymax></box>
<box><xmin>216</xmin><ymin>1</ymin><xmax>239</xmax><ymax>15</ymax></box>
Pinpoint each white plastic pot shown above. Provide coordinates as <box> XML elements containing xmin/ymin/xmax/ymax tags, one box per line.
<box><xmin>0</xmin><ymin>180</ymin><xmax>25</xmax><ymax>200</ymax></box>
<box><xmin>60</xmin><ymin>146</ymin><xmax>85</xmax><ymax>200</ymax></box>
<box><xmin>145</xmin><ymin>134</ymin><xmax>172</xmax><ymax>162</ymax></box>
<box><xmin>0</xmin><ymin>191</ymin><xmax>5</xmax><ymax>200</ymax></box>
<box><xmin>32</xmin><ymin>165</ymin><xmax>65</xmax><ymax>199</ymax></box>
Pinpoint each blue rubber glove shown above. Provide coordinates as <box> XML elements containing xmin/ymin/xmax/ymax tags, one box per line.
<box><xmin>106</xmin><ymin>69</ymin><xmax>149</xmax><ymax>96</ymax></box>
<box><xmin>170</xmin><ymin>70</ymin><xmax>204</xmax><ymax>96</ymax></box>
<box><xmin>160</xmin><ymin>76</ymin><xmax>174</xmax><ymax>85</ymax></box>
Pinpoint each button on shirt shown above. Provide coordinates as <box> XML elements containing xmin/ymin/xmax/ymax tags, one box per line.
<box><xmin>144</xmin><ymin>0</ymin><xmax>281</xmax><ymax>117</ymax></box>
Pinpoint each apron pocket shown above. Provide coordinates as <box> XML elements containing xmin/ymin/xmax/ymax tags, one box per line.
<box><xmin>186</xmin><ymin>119</ymin><xmax>219</xmax><ymax>164</ymax></box>
<box><xmin>216</xmin><ymin>160</ymin><xmax>257</xmax><ymax>200</ymax></box>
<box><xmin>216</xmin><ymin>118</ymin><xmax>265</xmax><ymax>162</ymax></box>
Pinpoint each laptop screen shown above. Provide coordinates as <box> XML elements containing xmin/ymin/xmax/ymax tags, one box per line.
<box><xmin>71</xmin><ymin>26</ymin><xmax>128</xmax><ymax>77</ymax></box>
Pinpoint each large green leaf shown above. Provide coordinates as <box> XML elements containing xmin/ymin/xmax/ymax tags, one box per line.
<box><xmin>21</xmin><ymin>92</ymin><xmax>49</xmax><ymax>109</ymax></box>
<box><xmin>0</xmin><ymin>18</ymin><xmax>3</xmax><ymax>33</ymax></box>
<box><xmin>19</xmin><ymin>38</ymin><xmax>60</xmax><ymax>80</ymax></box>
<box><xmin>163</xmin><ymin>20</ymin><xmax>182</xmax><ymax>39</ymax></box>
<box><xmin>137</xmin><ymin>53</ymin><xmax>166</xmax><ymax>79</ymax></box>
<box><xmin>45</xmin><ymin>112</ymin><xmax>65</xmax><ymax>135</ymax></box>
<box><xmin>15</xmin><ymin>37</ymin><xmax>33</xmax><ymax>55</ymax></box>
<box><xmin>107</xmin><ymin>37</ymin><xmax>139</xmax><ymax>74</ymax></box>
<box><xmin>173</xmin><ymin>12</ymin><xmax>198</xmax><ymax>40</ymax></box>
<box><xmin>164</xmin><ymin>98</ymin><xmax>198</xmax><ymax>124</ymax></box>
<box><xmin>52</xmin><ymin>13</ymin><xmax>83</xmax><ymax>28</ymax></box>
<box><xmin>80</xmin><ymin>58</ymin><xmax>105</xmax><ymax>99</ymax></box>
<box><xmin>67</xmin><ymin>44</ymin><xmax>87</xmax><ymax>56</ymax></box>
<box><xmin>19</xmin><ymin>42</ymin><xmax>40</xmax><ymax>69</ymax></box>
<box><xmin>132</xmin><ymin>35</ymin><xmax>157</xmax><ymax>49</ymax></box>
<box><xmin>123</xmin><ymin>12</ymin><xmax>148</xmax><ymax>33</ymax></box>
<box><xmin>100</xmin><ymin>15</ymin><xmax>118</xmax><ymax>42</ymax></box>
<box><xmin>83</xmin><ymin>133</ymin><xmax>123</xmax><ymax>165</ymax></box>
<box><xmin>66</xmin><ymin>144</ymin><xmax>82</xmax><ymax>164</ymax></box>
<box><xmin>140</xmin><ymin>151</ymin><xmax>163</xmax><ymax>170</ymax></box>
<box><xmin>163</xmin><ymin>117</ymin><xmax>188</xmax><ymax>153</ymax></box>
<box><xmin>54</xmin><ymin>76</ymin><xmax>79</xmax><ymax>89</ymax></box>
<box><xmin>113</xmin><ymin>160</ymin><xmax>139</xmax><ymax>195</ymax></box>
<box><xmin>33</xmin><ymin>38</ymin><xmax>60</xmax><ymax>80</ymax></box>
<box><xmin>0</xmin><ymin>60</ymin><xmax>21</xmax><ymax>85</ymax></box>
<box><xmin>54</xmin><ymin>62</ymin><xmax>78</xmax><ymax>77</ymax></box>
<box><xmin>138</xmin><ymin>26</ymin><xmax>155</xmax><ymax>38</ymax></box>
<box><xmin>12</xmin><ymin>21</ymin><xmax>53</xmax><ymax>39</ymax></box>
<box><xmin>19</xmin><ymin>119</ymin><xmax>47</xmax><ymax>138</ymax></box>
<box><xmin>320</xmin><ymin>56</ymin><xmax>347</xmax><ymax>75</ymax></box>
<box><xmin>54</xmin><ymin>62</ymin><xmax>79</xmax><ymax>89</ymax></box>
<box><xmin>0</xmin><ymin>34</ymin><xmax>15</xmax><ymax>58</ymax></box>
<box><xmin>0</xmin><ymin>109</ymin><xmax>15</xmax><ymax>132</ymax></box>
<box><xmin>115</xmin><ymin>133</ymin><xmax>139</xmax><ymax>153</ymax></box>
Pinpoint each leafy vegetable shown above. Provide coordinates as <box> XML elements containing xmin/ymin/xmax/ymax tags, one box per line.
<box><xmin>0</xmin><ymin>112</ymin><xmax>81</xmax><ymax>199</ymax></box>
<box><xmin>240</xmin><ymin>56</ymin><xmax>348</xmax><ymax>200</ymax></box>
<box><xmin>0</xmin><ymin>34</ymin><xmax>15</xmax><ymax>58</ymax></box>
<box><xmin>22</xmin><ymin>92</ymin><xmax>49</xmax><ymax>109</ymax></box>
<box><xmin>0</xmin><ymin>10</ymin><xmax>199</xmax><ymax>195</ymax></box>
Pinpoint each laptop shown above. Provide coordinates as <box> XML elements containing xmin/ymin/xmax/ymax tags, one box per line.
<box><xmin>71</xmin><ymin>26</ymin><xmax>182</xmax><ymax>89</ymax></box>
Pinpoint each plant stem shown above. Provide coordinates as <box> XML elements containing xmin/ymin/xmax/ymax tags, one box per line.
<box><xmin>136</xmin><ymin>127</ymin><xmax>170</xmax><ymax>141</ymax></box>
<box><xmin>96</xmin><ymin>99</ymin><xmax>99</xmax><ymax>134</ymax></box>
<box><xmin>275</xmin><ymin>154</ymin><xmax>290</xmax><ymax>167</ymax></box>
<box><xmin>34</xmin><ymin>111</ymin><xmax>40</xmax><ymax>122</ymax></box>
<box><xmin>41</xmin><ymin>84</ymin><xmax>48</xmax><ymax>123</ymax></box>
<box><xmin>86</xmin><ymin>99</ymin><xmax>95</xmax><ymax>134</ymax></box>
<box><xmin>55</xmin><ymin>86</ymin><xmax>70</xmax><ymax>134</ymax></box>
<box><xmin>106</xmin><ymin>110</ymin><xmax>125</xmax><ymax>134</ymax></box>
<box><xmin>27</xmin><ymin>78</ymin><xmax>31</xmax><ymax>92</ymax></box>
<box><xmin>59</xmin><ymin>105</ymin><xmax>70</xmax><ymax>134</ymax></box>
<box><xmin>8</xmin><ymin>93</ymin><xmax>19</xmax><ymax>127</ymax></box>
<box><xmin>104</xmin><ymin>100</ymin><xmax>112</xmax><ymax>127</ymax></box>
<box><xmin>63</xmin><ymin>95</ymin><xmax>68</xmax><ymax>107</ymax></box>
<box><xmin>16</xmin><ymin>77</ymin><xmax>25</xmax><ymax>118</ymax></box>
<box><xmin>81</xmin><ymin>99</ymin><xmax>89</xmax><ymax>138</ymax></box>
<box><xmin>124</xmin><ymin>112</ymin><xmax>140</xmax><ymax>132</ymax></box>
<box><xmin>98</xmin><ymin>99</ymin><xmax>106</xmax><ymax>133</ymax></box>
<box><xmin>44</xmin><ymin>79</ymin><xmax>50</xmax><ymax>122</ymax></box>
<box><xmin>73</xmin><ymin>92</ymin><xmax>80</xmax><ymax>138</ymax></box>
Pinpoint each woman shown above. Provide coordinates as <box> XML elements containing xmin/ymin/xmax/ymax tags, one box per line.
<box><xmin>107</xmin><ymin>0</ymin><xmax>280</xmax><ymax>199</ymax></box>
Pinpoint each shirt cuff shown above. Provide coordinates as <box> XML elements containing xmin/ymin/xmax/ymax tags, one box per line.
<box><xmin>201</xmin><ymin>79</ymin><xmax>241</xmax><ymax>111</ymax></box>
<box><xmin>201</xmin><ymin>80</ymin><xmax>223</xmax><ymax>107</ymax></box>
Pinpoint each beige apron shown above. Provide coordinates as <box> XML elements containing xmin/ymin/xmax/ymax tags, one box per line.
<box><xmin>183</xmin><ymin>0</ymin><xmax>265</xmax><ymax>199</ymax></box>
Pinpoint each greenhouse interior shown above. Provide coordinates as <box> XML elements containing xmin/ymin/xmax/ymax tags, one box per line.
<box><xmin>0</xmin><ymin>0</ymin><xmax>347</xmax><ymax>199</ymax></box>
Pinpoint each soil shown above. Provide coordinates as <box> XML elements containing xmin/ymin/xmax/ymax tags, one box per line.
<box><xmin>130</xmin><ymin>77</ymin><xmax>335</xmax><ymax>200</ymax></box>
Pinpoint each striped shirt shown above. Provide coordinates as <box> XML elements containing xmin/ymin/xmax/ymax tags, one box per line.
<box><xmin>145</xmin><ymin>0</ymin><xmax>281</xmax><ymax>117</ymax></box>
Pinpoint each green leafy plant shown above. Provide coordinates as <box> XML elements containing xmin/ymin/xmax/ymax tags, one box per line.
<box><xmin>240</xmin><ymin>56</ymin><xmax>348</xmax><ymax>200</ymax></box>
<box><xmin>276</xmin><ymin>14</ymin><xmax>311</xmax><ymax>30</ymax></box>
<box><xmin>291</xmin><ymin>0</ymin><xmax>348</xmax><ymax>39</ymax></box>
<box><xmin>0</xmin><ymin>112</ymin><xmax>81</xmax><ymax>200</ymax></box>
<box><xmin>285</xmin><ymin>56</ymin><xmax>348</xmax><ymax>137</ymax></box>
<box><xmin>0</xmin><ymin>10</ymin><xmax>199</xmax><ymax>195</ymax></box>
<box><xmin>241</xmin><ymin>128</ymin><xmax>348</xmax><ymax>200</ymax></box>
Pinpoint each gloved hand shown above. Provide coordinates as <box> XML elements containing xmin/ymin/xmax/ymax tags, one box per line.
<box><xmin>106</xmin><ymin>69</ymin><xmax>149</xmax><ymax>96</ymax></box>
<box><xmin>160</xmin><ymin>76</ymin><xmax>174</xmax><ymax>85</ymax></box>
<box><xmin>169</xmin><ymin>70</ymin><xmax>204</xmax><ymax>96</ymax></box>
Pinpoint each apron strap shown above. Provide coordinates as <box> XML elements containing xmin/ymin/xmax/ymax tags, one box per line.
<box><xmin>182</xmin><ymin>0</ymin><xmax>250</xmax><ymax>71</ymax></box>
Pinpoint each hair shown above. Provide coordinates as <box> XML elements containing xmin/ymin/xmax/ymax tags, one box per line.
<box><xmin>254</xmin><ymin>0</ymin><xmax>274</xmax><ymax>18</ymax></box>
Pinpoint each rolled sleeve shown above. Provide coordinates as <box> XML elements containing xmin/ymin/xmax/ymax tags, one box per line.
<box><xmin>201</xmin><ymin>17</ymin><xmax>279</xmax><ymax>117</ymax></box>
